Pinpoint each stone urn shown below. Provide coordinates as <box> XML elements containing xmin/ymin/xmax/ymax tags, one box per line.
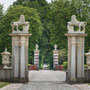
<box><xmin>1</xmin><ymin>48</ymin><xmax>11</xmax><ymax>69</ymax></box>
<box><xmin>85</xmin><ymin>50</ymin><xmax>90</xmax><ymax>69</ymax></box>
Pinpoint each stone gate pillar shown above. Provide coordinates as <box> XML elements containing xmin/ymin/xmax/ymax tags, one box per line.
<box><xmin>34</xmin><ymin>44</ymin><xmax>39</xmax><ymax>69</ymax></box>
<box><xmin>53</xmin><ymin>44</ymin><xmax>58</xmax><ymax>69</ymax></box>
<box><xmin>10</xmin><ymin>15</ymin><xmax>31</xmax><ymax>82</ymax></box>
<box><xmin>65</xmin><ymin>15</ymin><xmax>87</xmax><ymax>83</ymax></box>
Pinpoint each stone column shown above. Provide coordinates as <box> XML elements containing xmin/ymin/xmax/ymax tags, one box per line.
<box><xmin>65</xmin><ymin>33</ymin><xmax>87</xmax><ymax>82</ymax></box>
<box><xmin>70</xmin><ymin>36</ymin><xmax>76</xmax><ymax>82</ymax></box>
<box><xmin>11</xmin><ymin>36</ymin><xmax>20</xmax><ymax>79</ymax></box>
<box><xmin>34</xmin><ymin>44</ymin><xmax>39</xmax><ymax>69</ymax></box>
<box><xmin>10</xmin><ymin>33</ymin><xmax>31</xmax><ymax>82</ymax></box>
<box><xmin>53</xmin><ymin>44</ymin><xmax>58</xmax><ymax>69</ymax></box>
<box><xmin>9</xmin><ymin>15</ymin><xmax>31</xmax><ymax>82</ymax></box>
<box><xmin>66</xmin><ymin>15</ymin><xmax>87</xmax><ymax>83</ymax></box>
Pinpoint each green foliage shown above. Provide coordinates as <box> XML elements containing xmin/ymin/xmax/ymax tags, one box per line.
<box><xmin>84</xmin><ymin>64</ymin><xmax>88</xmax><ymax>68</ymax></box>
<box><xmin>0</xmin><ymin>5</ymin><xmax>43</xmax><ymax>64</ymax></box>
<box><xmin>0</xmin><ymin>82</ymin><xmax>9</xmax><ymax>88</ymax></box>
<box><xmin>0</xmin><ymin>0</ymin><xmax>90</xmax><ymax>67</ymax></box>
<box><xmin>0</xmin><ymin>3</ymin><xmax>3</xmax><ymax>19</ymax></box>
<box><xmin>63</xmin><ymin>61</ymin><xmax>68</xmax><ymax>69</ymax></box>
<box><xmin>58</xmin><ymin>49</ymin><xmax>67</xmax><ymax>64</ymax></box>
<box><xmin>39</xmin><ymin>64</ymin><xmax>43</xmax><ymax>69</ymax></box>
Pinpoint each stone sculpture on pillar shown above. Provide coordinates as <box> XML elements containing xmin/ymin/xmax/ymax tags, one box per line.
<box><xmin>65</xmin><ymin>15</ymin><xmax>87</xmax><ymax>83</ymax></box>
<box><xmin>34</xmin><ymin>44</ymin><xmax>39</xmax><ymax>69</ymax></box>
<box><xmin>10</xmin><ymin>15</ymin><xmax>31</xmax><ymax>82</ymax></box>
<box><xmin>85</xmin><ymin>50</ymin><xmax>90</xmax><ymax>69</ymax></box>
<box><xmin>11</xmin><ymin>15</ymin><xmax>29</xmax><ymax>33</ymax></box>
<box><xmin>53</xmin><ymin>44</ymin><xmax>58</xmax><ymax>69</ymax></box>
<box><xmin>67</xmin><ymin>15</ymin><xmax>87</xmax><ymax>33</ymax></box>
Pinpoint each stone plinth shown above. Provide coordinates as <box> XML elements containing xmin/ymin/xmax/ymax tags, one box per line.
<box><xmin>84</xmin><ymin>69</ymin><xmax>90</xmax><ymax>83</ymax></box>
<box><xmin>0</xmin><ymin>68</ymin><xmax>12</xmax><ymax>82</ymax></box>
<box><xmin>9</xmin><ymin>33</ymin><xmax>31</xmax><ymax>82</ymax></box>
<box><xmin>65</xmin><ymin>33</ymin><xmax>87</xmax><ymax>83</ymax></box>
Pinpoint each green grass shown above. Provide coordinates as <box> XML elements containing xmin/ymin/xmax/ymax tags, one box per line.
<box><xmin>0</xmin><ymin>82</ymin><xmax>10</xmax><ymax>88</ymax></box>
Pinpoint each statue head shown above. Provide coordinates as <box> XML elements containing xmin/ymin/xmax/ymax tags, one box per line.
<box><xmin>71</xmin><ymin>15</ymin><xmax>76</xmax><ymax>20</ymax></box>
<box><xmin>19</xmin><ymin>14</ymin><xmax>25</xmax><ymax>22</ymax></box>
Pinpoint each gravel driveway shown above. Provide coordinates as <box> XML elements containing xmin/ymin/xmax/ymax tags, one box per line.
<box><xmin>1</xmin><ymin>70</ymin><xmax>90</xmax><ymax>90</ymax></box>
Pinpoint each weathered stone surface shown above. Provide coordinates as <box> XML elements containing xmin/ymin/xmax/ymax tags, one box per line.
<box><xmin>53</xmin><ymin>44</ymin><xmax>58</xmax><ymax>69</ymax></box>
<box><xmin>34</xmin><ymin>44</ymin><xmax>39</xmax><ymax>68</ymax></box>
<box><xmin>0</xmin><ymin>69</ymin><xmax>12</xmax><ymax>81</ymax></box>
<box><xmin>1</xmin><ymin>70</ymin><xmax>90</xmax><ymax>90</ymax></box>
<box><xmin>10</xmin><ymin>15</ymin><xmax>31</xmax><ymax>83</ymax></box>
<box><xmin>65</xmin><ymin>33</ymin><xmax>87</xmax><ymax>83</ymax></box>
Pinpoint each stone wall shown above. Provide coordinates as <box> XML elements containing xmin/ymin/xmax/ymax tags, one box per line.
<box><xmin>0</xmin><ymin>68</ymin><xmax>12</xmax><ymax>82</ymax></box>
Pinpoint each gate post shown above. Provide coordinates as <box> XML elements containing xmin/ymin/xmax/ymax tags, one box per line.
<box><xmin>53</xmin><ymin>44</ymin><xmax>58</xmax><ymax>69</ymax></box>
<box><xmin>34</xmin><ymin>44</ymin><xmax>40</xmax><ymax>69</ymax></box>
<box><xmin>65</xmin><ymin>15</ymin><xmax>87</xmax><ymax>83</ymax></box>
<box><xmin>9</xmin><ymin>15</ymin><xmax>31</xmax><ymax>82</ymax></box>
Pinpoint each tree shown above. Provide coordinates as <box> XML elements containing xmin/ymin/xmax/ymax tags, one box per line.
<box><xmin>50</xmin><ymin>0</ymin><xmax>90</xmax><ymax>64</ymax></box>
<box><xmin>19</xmin><ymin>0</ymin><xmax>53</xmax><ymax>67</ymax></box>
<box><xmin>0</xmin><ymin>3</ymin><xmax>3</xmax><ymax>20</ymax></box>
<box><xmin>0</xmin><ymin>5</ymin><xmax>43</xmax><ymax>65</ymax></box>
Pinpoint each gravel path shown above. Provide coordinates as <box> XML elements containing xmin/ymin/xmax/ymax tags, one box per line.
<box><xmin>1</xmin><ymin>70</ymin><xmax>90</xmax><ymax>90</ymax></box>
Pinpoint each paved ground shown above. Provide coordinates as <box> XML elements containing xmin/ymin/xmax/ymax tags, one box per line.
<box><xmin>1</xmin><ymin>70</ymin><xmax>90</xmax><ymax>90</ymax></box>
<box><xmin>0</xmin><ymin>84</ymin><xmax>23</xmax><ymax>90</ymax></box>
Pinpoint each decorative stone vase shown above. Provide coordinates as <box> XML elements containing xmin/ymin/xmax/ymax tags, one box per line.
<box><xmin>1</xmin><ymin>48</ymin><xmax>11</xmax><ymax>69</ymax></box>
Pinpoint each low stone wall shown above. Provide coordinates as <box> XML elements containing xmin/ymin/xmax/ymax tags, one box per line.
<box><xmin>84</xmin><ymin>69</ymin><xmax>90</xmax><ymax>83</ymax></box>
<box><xmin>0</xmin><ymin>68</ymin><xmax>12</xmax><ymax>82</ymax></box>
<box><xmin>66</xmin><ymin>70</ymin><xmax>90</xmax><ymax>83</ymax></box>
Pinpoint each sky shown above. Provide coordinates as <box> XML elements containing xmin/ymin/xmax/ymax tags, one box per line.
<box><xmin>0</xmin><ymin>0</ymin><xmax>51</xmax><ymax>11</ymax></box>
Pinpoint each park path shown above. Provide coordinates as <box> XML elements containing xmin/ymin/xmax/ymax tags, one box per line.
<box><xmin>1</xmin><ymin>70</ymin><xmax>90</xmax><ymax>90</ymax></box>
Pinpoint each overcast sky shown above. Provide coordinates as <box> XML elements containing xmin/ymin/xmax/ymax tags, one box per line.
<box><xmin>0</xmin><ymin>0</ymin><xmax>51</xmax><ymax>11</ymax></box>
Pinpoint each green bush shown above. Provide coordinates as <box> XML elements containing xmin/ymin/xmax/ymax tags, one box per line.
<box><xmin>84</xmin><ymin>64</ymin><xmax>88</xmax><ymax>68</ymax></box>
<box><xmin>39</xmin><ymin>64</ymin><xmax>43</xmax><ymax>69</ymax></box>
<box><xmin>0</xmin><ymin>82</ymin><xmax>9</xmax><ymax>88</ymax></box>
<box><xmin>47</xmin><ymin>64</ymin><xmax>50</xmax><ymax>69</ymax></box>
<box><xmin>63</xmin><ymin>61</ymin><xmax>68</xmax><ymax>69</ymax></box>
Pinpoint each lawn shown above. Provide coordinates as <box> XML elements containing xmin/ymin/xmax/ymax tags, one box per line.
<box><xmin>0</xmin><ymin>82</ymin><xmax>10</xmax><ymax>88</ymax></box>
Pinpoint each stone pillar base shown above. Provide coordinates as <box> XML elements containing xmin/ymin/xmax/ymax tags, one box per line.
<box><xmin>84</xmin><ymin>69</ymin><xmax>90</xmax><ymax>83</ymax></box>
<box><xmin>70</xmin><ymin>78</ymin><xmax>77</xmax><ymax>83</ymax></box>
<box><xmin>11</xmin><ymin>77</ymin><xmax>28</xmax><ymax>83</ymax></box>
<box><xmin>66</xmin><ymin>71</ymin><xmax>84</xmax><ymax>83</ymax></box>
<box><xmin>0</xmin><ymin>69</ymin><xmax>12</xmax><ymax>82</ymax></box>
<box><xmin>76</xmin><ymin>78</ymin><xmax>84</xmax><ymax>83</ymax></box>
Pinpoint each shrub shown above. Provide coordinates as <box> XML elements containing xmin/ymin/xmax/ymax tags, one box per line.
<box><xmin>63</xmin><ymin>61</ymin><xmax>68</xmax><ymax>69</ymax></box>
<box><xmin>39</xmin><ymin>64</ymin><xmax>43</xmax><ymax>69</ymax></box>
<box><xmin>84</xmin><ymin>64</ymin><xmax>88</xmax><ymax>68</ymax></box>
